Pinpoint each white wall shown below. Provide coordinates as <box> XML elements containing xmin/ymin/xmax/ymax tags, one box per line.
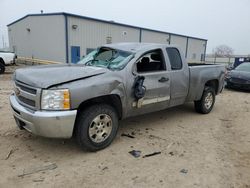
<box><xmin>8</xmin><ymin>14</ymin><xmax>207</xmax><ymax>64</ymax></box>
<box><xmin>67</xmin><ymin>16</ymin><xmax>140</xmax><ymax>61</ymax></box>
<box><xmin>186</xmin><ymin>38</ymin><xmax>206</xmax><ymax>62</ymax></box>
<box><xmin>170</xmin><ymin>35</ymin><xmax>187</xmax><ymax>57</ymax></box>
<box><xmin>141</xmin><ymin>30</ymin><xmax>170</xmax><ymax>44</ymax></box>
<box><xmin>8</xmin><ymin>15</ymin><xmax>66</xmax><ymax>62</ymax></box>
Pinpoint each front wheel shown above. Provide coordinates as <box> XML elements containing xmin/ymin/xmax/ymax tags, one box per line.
<box><xmin>75</xmin><ymin>104</ymin><xmax>119</xmax><ymax>151</ymax></box>
<box><xmin>0</xmin><ymin>62</ymin><xmax>5</xmax><ymax>74</ymax></box>
<box><xmin>194</xmin><ymin>87</ymin><xmax>215</xmax><ymax>114</ymax></box>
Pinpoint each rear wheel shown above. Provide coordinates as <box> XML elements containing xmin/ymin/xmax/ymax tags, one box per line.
<box><xmin>0</xmin><ymin>61</ymin><xmax>5</xmax><ymax>74</ymax></box>
<box><xmin>75</xmin><ymin>104</ymin><xmax>119</xmax><ymax>151</ymax></box>
<box><xmin>194</xmin><ymin>87</ymin><xmax>215</xmax><ymax>114</ymax></box>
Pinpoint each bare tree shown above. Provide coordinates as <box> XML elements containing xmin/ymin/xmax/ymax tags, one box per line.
<box><xmin>213</xmin><ymin>45</ymin><xmax>234</xmax><ymax>57</ymax></box>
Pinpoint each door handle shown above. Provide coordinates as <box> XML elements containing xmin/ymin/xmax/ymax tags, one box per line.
<box><xmin>158</xmin><ymin>77</ymin><xmax>169</xmax><ymax>82</ymax></box>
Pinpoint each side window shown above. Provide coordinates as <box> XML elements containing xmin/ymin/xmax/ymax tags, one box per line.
<box><xmin>136</xmin><ymin>49</ymin><xmax>166</xmax><ymax>73</ymax></box>
<box><xmin>166</xmin><ymin>48</ymin><xmax>182</xmax><ymax>70</ymax></box>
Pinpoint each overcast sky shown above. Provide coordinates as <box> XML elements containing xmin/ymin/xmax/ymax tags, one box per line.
<box><xmin>0</xmin><ymin>0</ymin><xmax>249</xmax><ymax>54</ymax></box>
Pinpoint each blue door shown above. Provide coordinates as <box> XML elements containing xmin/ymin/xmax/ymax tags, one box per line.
<box><xmin>71</xmin><ymin>46</ymin><xmax>80</xmax><ymax>63</ymax></box>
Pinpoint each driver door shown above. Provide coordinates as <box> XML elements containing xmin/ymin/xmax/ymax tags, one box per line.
<box><xmin>130</xmin><ymin>49</ymin><xmax>171</xmax><ymax>116</ymax></box>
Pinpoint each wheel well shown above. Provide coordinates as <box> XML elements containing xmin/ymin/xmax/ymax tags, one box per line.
<box><xmin>77</xmin><ymin>95</ymin><xmax>123</xmax><ymax>120</ymax></box>
<box><xmin>0</xmin><ymin>58</ymin><xmax>5</xmax><ymax>65</ymax></box>
<box><xmin>205</xmin><ymin>80</ymin><xmax>219</xmax><ymax>94</ymax></box>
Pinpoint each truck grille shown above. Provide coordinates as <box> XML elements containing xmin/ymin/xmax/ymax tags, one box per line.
<box><xmin>15</xmin><ymin>82</ymin><xmax>37</xmax><ymax>94</ymax></box>
<box><xmin>14</xmin><ymin>81</ymin><xmax>41</xmax><ymax>110</ymax></box>
<box><xmin>18</xmin><ymin>96</ymin><xmax>36</xmax><ymax>107</ymax></box>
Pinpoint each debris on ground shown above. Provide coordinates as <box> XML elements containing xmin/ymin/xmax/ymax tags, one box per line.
<box><xmin>143</xmin><ymin>151</ymin><xmax>161</xmax><ymax>158</ymax></box>
<box><xmin>131</xmin><ymin>176</ymin><xmax>138</xmax><ymax>181</ymax></box>
<box><xmin>5</xmin><ymin>148</ymin><xmax>17</xmax><ymax>160</ymax></box>
<box><xmin>18</xmin><ymin>163</ymin><xmax>57</xmax><ymax>177</ymax></box>
<box><xmin>121</xmin><ymin>133</ymin><xmax>135</xmax><ymax>139</ymax></box>
<box><xmin>129</xmin><ymin>150</ymin><xmax>141</xmax><ymax>158</ymax></box>
<box><xmin>169</xmin><ymin>151</ymin><xmax>174</xmax><ymax>156</ymax></box>
<box><xmin>33</xmin><ymin>178</ymin><xmax>45</xmax><ymax>182</ymax></box>
<box><xmin>102</xmin><ymin>167</ymin><xmax>108</xmax><ymax>171</ymax></box>
<box><xmin>179</xmin><ymin>153</ymin><xmax>184</xmax><ymax>157</ymax></box>
<box><xmin>180</xmin><ymin>169</ymin><xmax>188</xmax><ymax>174</ymax></box>
<box><xmin>167</xmin><ymin>142</ymin><xmax>174</xmax><ymax>149</ymax></box>
<box><xmin>177</xmin><ymin>125</ymin><xmax>184</xmax><ymax>129</ymax></box>
<box><xmin>148</xmin><ymin>134</ymin><xmax>167</xmax><ymax>141</ymax></box>
<box><xmin>219</xmin><ymin>118</ymin><xmax>233</xmax><ymax>122</ymax></box>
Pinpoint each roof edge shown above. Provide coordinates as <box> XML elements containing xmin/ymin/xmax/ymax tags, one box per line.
<box><xmin>7</xmin><ymin>12</ymin><xmax>66</xmax><ymax>27</ymax></box>
<box><xmin>7</xmin><ymin>12</ymin><xmax>207</xmax><ymax>41</ymax></box>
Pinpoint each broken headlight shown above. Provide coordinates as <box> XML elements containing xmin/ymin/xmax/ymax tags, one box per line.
<box><xmin>41</xmin><ymin>89</ymin><xmax>70</xmax><ymax>110</ymax></box>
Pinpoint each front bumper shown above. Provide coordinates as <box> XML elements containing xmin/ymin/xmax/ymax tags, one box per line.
<box><xmin>10</xmin><ymin>94</ymin><xmax>77</xmax><ymax>138</ymax></box>
<box><xmin>225</xmin><ymin>80</ymin><xmax>250</xmax><ymax>91</ymax></box>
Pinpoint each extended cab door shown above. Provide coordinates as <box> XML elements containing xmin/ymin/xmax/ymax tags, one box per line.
<box><xmin>130</xmin><ymin>49</ymin><xmax>171</xmax><ymax>115</ymax></box>
<box><xmin>166</xmin><ymin>47</ymin><xmax>189</xmax><ymax>106</ymax></box>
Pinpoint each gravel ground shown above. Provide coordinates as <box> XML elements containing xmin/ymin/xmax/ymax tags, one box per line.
<box><xmin>0</xmin><ymin>64</ymin><xmax>250</xmax><ymax>188</ymax></box>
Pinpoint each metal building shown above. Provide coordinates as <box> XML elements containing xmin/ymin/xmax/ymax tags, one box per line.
<box><xmin>7</xmin><ymin>12</ymin><xmax>207</xmax><ymax>63</ymax></box>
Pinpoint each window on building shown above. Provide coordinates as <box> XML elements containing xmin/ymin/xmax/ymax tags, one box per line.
<box><xmin>166</xmin><ymin>48</ymin><xmax>182</xmax><ymax>70</ymax></box>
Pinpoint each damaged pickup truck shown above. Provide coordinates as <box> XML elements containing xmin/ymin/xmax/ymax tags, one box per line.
<box><xmin>10</xmin><ymin>43</ymin><xmax>225</xmax><ymax>151</ymax></box>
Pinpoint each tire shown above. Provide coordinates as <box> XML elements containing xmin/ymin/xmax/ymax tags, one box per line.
<box><xmin>0</xmin><ymin>61</ymin><xmax>5</xmax><ymax>74</ymax></box>
<box><xmin>194</xmin><ymin>87</ymin><xmax>215</xmax><ymax>114</ymax></box>
<box><xmin>75</xmin><ymin>104</ymin><xmax>119</xmax><ymax>151</ymax></box>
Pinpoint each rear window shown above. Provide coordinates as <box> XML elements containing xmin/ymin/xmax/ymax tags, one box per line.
<box><xmin>166</xmin><ymin>48</ymin><xmax>182</xmax><ymax>70</ymax></box>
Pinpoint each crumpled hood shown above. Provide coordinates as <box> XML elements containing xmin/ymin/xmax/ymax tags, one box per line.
<box><xmin>229</xmin><ymin>70</ymin><xmax>250</xmax><ymax>80</ymax></box>
<box><xmin>14</xmin><ymin>64</ymin><xmax>107</xmax><ymax>88</ymax></box>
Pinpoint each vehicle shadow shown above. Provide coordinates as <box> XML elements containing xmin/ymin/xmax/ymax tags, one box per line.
<box><xmin>224</xmin><ymin>87</ymin><xmax>250</xmax><ymax>93</ymax></box>
<box><xmin>18</xmin><ymin>103</ymin><xmax>196</xmax><ymax>154</ymax></box>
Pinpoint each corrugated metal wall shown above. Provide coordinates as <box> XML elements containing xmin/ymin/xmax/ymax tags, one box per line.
<box><xmin>170</xmin><ymin>35</ymin><xmax>187</xmax><ymax>57</ymax></box>
<box><xmin>8</xmin><ymin>14</ymin><xmax>207</xmax><ymax>63</ymax></box>
<box><xmin>67</xmin><ymin>15</ymin><xmax>206</xmax><ymax>63</ymax></box>
<box><xmin>8</xmin><ymin>15</ymin><xmax>66</xmax><ymax>62</ymax></box>
<box><xmin>187</xmin><ymin>38</ymin><xmax>206</xmax><ymax>62</ymax></box>
<box><xmin>141</xmin><ymin>30</ymin><xmax>170</xmax><ymax>44</ymax></box>
<box><xmin>67</xmin><ymin>16</ymin><xmax>140</xmax><ymax>60</ymax></box>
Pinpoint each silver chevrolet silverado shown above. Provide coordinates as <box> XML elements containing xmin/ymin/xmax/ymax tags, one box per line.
<box><xmin>10</xmin><ymin>43</ymin><xmax>225</xmax><ymax>151</ymax></box>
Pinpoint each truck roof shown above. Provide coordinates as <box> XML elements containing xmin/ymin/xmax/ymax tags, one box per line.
<box><xmin>103</xmin><ymin>43</ymin><xmax>175</xmax><ymax>53</ymax></box>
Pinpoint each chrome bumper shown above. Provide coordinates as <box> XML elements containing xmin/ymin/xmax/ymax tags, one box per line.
<box><xmin>10</xmin><ymin>94</ymin><xmax>77</xmax><ymax>138</ymax></box>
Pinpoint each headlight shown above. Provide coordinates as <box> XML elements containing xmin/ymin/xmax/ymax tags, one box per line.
<box><xmin>41</xmin><ymin>89</ymin><xmax>70</xmax><ymax>110</ymax></box>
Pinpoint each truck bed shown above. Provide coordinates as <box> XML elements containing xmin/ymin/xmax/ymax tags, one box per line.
<box><xmin>188</xmin><ymin>63</ymin><xmax>215</xmax><ymax>66</ymax></box>
<box><xmin>186</xmin><ymin>63</ymin><xmax>226</xmax><ymax>102</ymax></box>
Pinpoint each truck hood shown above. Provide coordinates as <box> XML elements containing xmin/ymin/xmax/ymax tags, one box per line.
<box><xmin>14</xmin><ymin>64</ymin><xmax>108</xmax><ymax>88</ymax></box>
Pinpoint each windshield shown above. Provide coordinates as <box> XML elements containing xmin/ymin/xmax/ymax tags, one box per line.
<box><xmin>77</xmin><ymin>48</ymin><xmax>134</xmax><ymax>70</ymax></box>
<box><xmin>235</xmin><ymin>63</ymin><xmax>250</xmax><ymax>72</ymax></box>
